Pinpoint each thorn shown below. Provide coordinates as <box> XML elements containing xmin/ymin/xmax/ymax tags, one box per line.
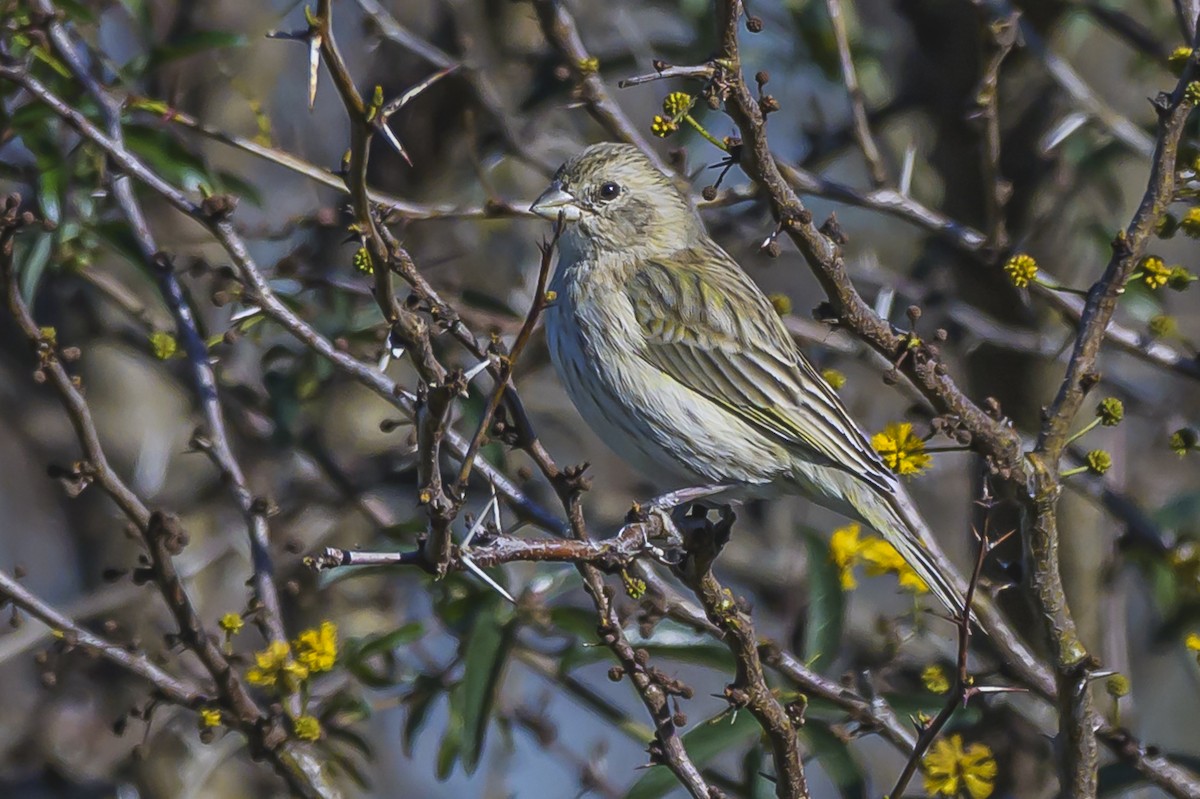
<box><xmin>462</xmin><ymin>493</ymin><xmax>499</xmax><ymax>548</ymax></box>
<box><xmin>308</xmin><ymin>34</ymin><xmax>322</xmax><ymax>110</ymax></box>
<box><xmin>381</xmin><ymin>65</ymin><xmax>459</xmax><ymax>118</ymax></box>
<box><xmin>489</xmin><ymin>482</ymin><xmax>501</xmax><ymax>531</ymax></box>
<box><xmin>378</xmin><ymin>121</ymin><xmax>412</xmax><ymax>166</ymax></box>
<box><xmin>899</xmin><ymin>143</ymin><xmax>916</xmax><ymax>197</ymax></box>
<box><xmin>462</xmin><ymin>354</ymin><xmax>495</xmax><ymax>382</ymax></box>
<box><xmin>229</xmin><ymin>306</ymin><xmax>263</xmax><ymax>324</ymax></box>
<box><xmin>461</xmin><ymin>554</ymin><xmax>515</xmax><ymax>604</ymax></box>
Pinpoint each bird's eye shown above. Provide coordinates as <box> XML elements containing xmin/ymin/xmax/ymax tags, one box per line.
<box><xmin>598</xmin><ymin>182</ymin><xmax>621</xmax><ymax>200</ymax></box>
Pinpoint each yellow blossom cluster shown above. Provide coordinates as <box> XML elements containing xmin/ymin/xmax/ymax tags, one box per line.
<box><xmin>246</xmin><ymin>621</ymin><xmax>338</xmax><ymax>694</ymax></box>
<box><xmin>1181</xmin><ymin>207</ymin><xmax>1200</xmax><ymax>238</ymax></box>
<box><xmin>293</xmin><ymin>714</ymin><xmax>322</xmax><ymax>741</ymax></box>
<box><xmin>829</xmin><ymin>523</ymin><xmax>929</xmax><ymax>594</ymax></box>
<box><xmin>922</xmin><ymin>664</ymin><xmax>951</xmax><ymax>694</ymax></box>
<box><xmin>922</xmin><ymin>734</ymin><xmax>997</xmax><ymax>799</ymax></box>
<box><xmin>821</xmin><ymin>368</ymin><xmax>846</xmax><ymax>391</ymax></box>
<box><xmin>150</xmin><ymin>331</ymin><xmax>177</xmax><ymax>360</ymax></box>
<box><xmin>650</xmin><ymin>115</ymin><xmax>678</xmax><ymax>138</ymax></box>
<box><xmin>871</xmin><ymin>422</ymin><xmax>932</xmax><ymax>477</ymax></box>
<box><xmin>1139</xmin><ymin>256</ymin><xmax>1171</xmax><ymax>289</ymax></box>
<box><xmin>1003</xmin><ymin>253</ymin><xmax>1038</xmax><ymax>288</ymax></box>
<box><xmin>1168</xmin><ymin>46</ymin><xmax>1194</xmax><ymax>75</ymax></box>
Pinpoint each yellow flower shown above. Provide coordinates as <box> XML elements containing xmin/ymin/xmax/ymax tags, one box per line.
<box><xmin>871</xmin><ymin>422</ymin><xmax>932</xmax><ymax>477</ymax></box>
<box><xmin>1140</xmin><ymin>255</ymin><xmax>1171</xmax><ymax>289</ymax></box>
<box><xmin>922</xmin><ymin>734</ymin><xmax>998</xmax><ymax>799</ymax></box>
<box><xmin>1187</xmin><ymin>632</ymin><xmax>1200</xmax><ymax>664</ymax></box>
<box><xmin>829</xmin><ymin>523</ymin><xmax>862</xmax><ymax>590</ymax></box>
<box><xmin>199</xmin><ymin>708</ymin><xmax>222</xmax><ymax>728</ymax></box>
<box><xmin>768</xmin><ymin>292</ymin><xmax>792</xmax><ymax>316</ymax></box>
<box><xmin>1003</xmin><ymin>253</ymin><xmax>1038</xmax><ymax>288</ymax></box>
<box><xmin>353</xmin><ymin>246</ymin><xmax>373</xmax><ymax>275</ymax></box>
<box><xmin>1181</xmin><ymin>207</ymin><xmax>1200</xmax><ymax>239</ymax></box>
<box><xmin>650</xmin><ymin>114</ymin><xmax>678</xmax><ymax>138</ymax></box>
<box><xmin>1186</xmin><ymin>82</ymin><xmax>1200</xmax><ymax>106</ymax></box>
<box><xmin>1169</xmin><ymin>46</ymin><xmax>1194</xmax><ymax>75</ymax></box>
<box><xmin>150</xmin><ymin>331</ymin><xmax>177</xmax><ymax>360</ymax></box>
<box><xmin>662</xmin><ymin>91</ymin><xmax>692</xmax><ymax>117</ymax></box>
<box><xmin>218</xmin><ymin>613</ymin><xmax>244</xmax><ymax>635</ymax></box>
<box><xmin>922</xmin><ymin>664</ymin><xmax>951</xmax><ymax>694</ymax></box>
<box><xmin>576</xmin><ymin>57</ymin><xmax>599</xmax><ymax>76</ymax></box>
<box><xmin>821</xmin><ymin>368</ymin><xmax>846</xmax><ymax>391</ymax></box>
<box><xmin>860</xmin><ymin>537</ymin><xmax>929</xmax><ymax>594</ymax></box>
<box><xmin>293</xmin><ymin>714</ymin><xmax>322</xmax><ymax>741</ymax></box>
<box><xmin>293</xmin><ymin>621</ymin><xmax>338</xmax><ymax>674</ymax></box>
<box><xmin>246</xmin><ymin>640</ymin><xmax>309</xmax><ymax>692</ymax></box>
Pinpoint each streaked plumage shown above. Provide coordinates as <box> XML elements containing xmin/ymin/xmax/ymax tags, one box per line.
<box><xmin>532</xmin><ymin>142</ymin><xmax>962</xmax><ymax>613</ymax></box>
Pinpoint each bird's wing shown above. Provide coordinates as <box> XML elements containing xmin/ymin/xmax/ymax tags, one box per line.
<box><xmin>627</xmin><ymin>244</ymin><xmax>894</xmax><ymax>494</ymax></box>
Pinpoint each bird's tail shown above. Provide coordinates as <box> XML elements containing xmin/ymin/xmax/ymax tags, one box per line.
<box><xmin>847</xmin><ymin>482</ymin><xmax>968</xmax><ymax>617</ymax></box>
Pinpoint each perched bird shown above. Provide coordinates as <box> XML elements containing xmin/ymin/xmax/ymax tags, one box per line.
<box><xmin>531</xmin><ymin>142</ymin><xmax>963</xmax><ymax>613</ymax></box>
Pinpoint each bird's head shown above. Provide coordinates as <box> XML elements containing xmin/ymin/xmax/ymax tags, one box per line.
<box><xmin>531</xmin><ymin>143</ymin><xmax>702</xmax><ymax>256</ymax></box>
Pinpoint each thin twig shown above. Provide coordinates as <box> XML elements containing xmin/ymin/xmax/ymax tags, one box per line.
<box><xmin>454</xmin><ymin>217</ymin><xmax>564</xmax><ymax>492</ymax></box>
<box><xmin>887</xmin><ymin>526</ymin><xmax>1014</xmax><ymax>798</ymax></box>
<box><xmin>825</xmin><ymin>0</ymin><xmax>888</xmax><ymax>186</ymax></box>
<box><xmin>0</xmin><ymin>569</ymin><xmax>202</xmax><ymax>705</ymax></box>
<box><xmin>1024</xmin><ymin>30</ymin><xmax>1200</xmax><ymax>798</ymax></box>
<box><xmin>970</xmin><ymin>9</ymin><xmax>1019</xmax><ymax>251</ymax></box>
<box><xmin>530</xmin><ymin>0</ymin><xmax>671</xmax><ymax>175</ymax></box>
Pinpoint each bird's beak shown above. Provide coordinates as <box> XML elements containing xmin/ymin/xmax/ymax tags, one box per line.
<box><xmin>530</xmin><ymin>181</ymin><xmax>583</xmax><ymax>222</ymax></box>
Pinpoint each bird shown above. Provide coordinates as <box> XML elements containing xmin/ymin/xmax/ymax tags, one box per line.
<box><xmin>530</xmin><ymin>141</ymin><xmax>963</xmax><ymax>614</ymax></box>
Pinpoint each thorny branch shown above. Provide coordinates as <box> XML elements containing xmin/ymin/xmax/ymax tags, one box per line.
<box><xmin>0</xmin><ymin>212</ymin><xmax>336</xmax><ymax>799</ymax></box>
<box><xmin>888</xmin><ymin>524</ymin><xmax>1018</xmax><ymax>799</ymax></box>
<box><xmin>676</xmin><ymin>510</ymin><xmax>809</xmax><ymax>799</ymax></box>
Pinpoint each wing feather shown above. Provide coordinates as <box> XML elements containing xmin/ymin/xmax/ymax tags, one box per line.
<box><xmin>627</xmin><ymin>243</ymin><xmax>893</xmax><ymax>495</ymax></box>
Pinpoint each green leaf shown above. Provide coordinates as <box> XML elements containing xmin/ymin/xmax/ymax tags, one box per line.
<box><xmin>341</xmin><ymin>623</ymin><xmax>423</xmax><ymax>689</ymax></box>
<box><xmin>36</xmin><ymin>162</ymin><xmax>62</xmax><ymax>225</ymax></box>
<box><xmin>742</xmin><ymin>745</ymin><xmax>775</xmax><ymax>799</ymax></box>
<box><xmin>435</xmin><ymin>723</ymin><xmax>461</xmax><ymax>781</ymax></box>
<box><xmin>457</xmin><ymin>601</ymin><xmax>516</xmax><ymax>773</ymax></box>
<box><xmin>214</xmin><ymin>169</ymin><xmax>263</xmax><ymax>206</ymax></box>
<box><xmin>624</xmin><ymin>710</ymin><xmax>760</xmax><ymax>799</ymax></box>
<box><xmin>803</xmin><ymin>720</ymin><xmax>866</xmax><ymax>799</ymax></box>
<box><xmin>402</xmin><ymin>676</ymin><xmax>443</xmax><ymax>758</ymax></box>
<box><xmin>18</xmin><ymin>233</ymin><xmax>53</xmax><ymax>305</ymax></box>
<box><xmin>803</xmin><ymin>531</ymin><xmax>845</xmax><ymax>674</ymax></box>
<box><xmin>123</xmin><ymin>125</ymin><xmax>209</xmax><ymax>191</ymax></box>
<box><xmin>355</xmin><ymin>622</ymin><xmax>424</xmax><ymax>660</ymax></box>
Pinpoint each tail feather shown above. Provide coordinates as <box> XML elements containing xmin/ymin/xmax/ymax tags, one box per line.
<box><xmin>847</xmin><ymin>482</ymin><xmax>967</xmax><ymax>617</ymax></box>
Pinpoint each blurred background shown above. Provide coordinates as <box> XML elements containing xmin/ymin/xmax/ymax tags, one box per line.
<box><xmin>1</xmin><ymin>0</ymin><xmax>1199</xmax><ymax>796</ymax></box>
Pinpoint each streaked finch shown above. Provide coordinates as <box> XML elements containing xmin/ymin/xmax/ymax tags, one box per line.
<box><xmin>531</xmin><ymin>142</ymin><xmax>963</xmax><ymax>613</ymax></box>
